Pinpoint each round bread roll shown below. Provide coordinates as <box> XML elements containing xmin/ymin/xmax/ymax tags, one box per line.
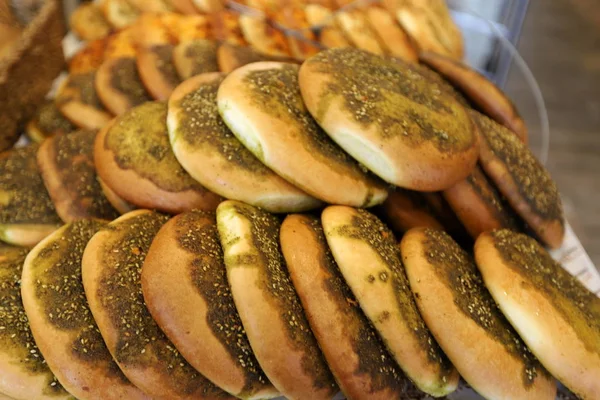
<box><xmin>365</xmin><ymin>7</ymin><xmax>418</xmax><ymax>62</ymax></box>
<box><xmin>137</xmin><ymin>44</ymin><xmax>181</xmax><ymax>101</ymax></box>
<box><xmin>81</xmin><ymin>210</ymin><xmax>233</xmax><ymax>399</ymax></box>
<box><xmin>173</xmin><ymin>39</ymin><xmax>219</xmax><ymax>80</ymax></box>
<box><xmin>334</xmin><ymin>10</ymin><xmax>385</xmax><ymax>55</ymax></box>
<box><xmin>21</xmin><ymin>220</ymin><xmax>148</xmax><ymax>400</ymax></box>
<box><xmin>95</xmin><ymin>57</ymin><xmax>152</xmax><ymax>116</ymax></box>
<box><xmin>401</xmin><ymin>227</ymin><xmax>557</xmax><ymax>400</ymax></box>
<box><xmin>55</xmin><ymin>72</ymin><xmax>112</xmax><ymax>130</ymax></box>
<box><xmin>97</xmin><ymin>177</ymin><xmax>135</xmax><ymax>215</ymax></box>
<box><xmin>168</xmin><ymin>73</ymin><xmax>320</xmax><ymax>212</ymax></box>
<box><xmin>421</xmin><ymin>51</ymin><xmax>528</xmax><ymax>143</ymax></box>
<box><xmin>216</xmin><ymin>201</ymin><xmax>338</xmax><ymax>400</ymax></box>
<box><xmin>26</xmin><ymin>100</ymin><xmax>75</xmax><ymax>143</ymax></box>
<box><xmin>238</xmin><ymin>15</ymin><xmax>291</xmax><ymax>57</ymax></box>
<box><xmin>473</xmin><ymin>111</ymin><xmax>564</xmax><ymax>248</ymax></box>
<box><xmin>37</xmin><ymin>130</ymin><xmax>119</xmax><ymax>222</ymax></box>
<box><xmin>0</xmin><ymin>146</ymin><xmax>61</xmax><ymax>247</ymax></box>
<box><xmin>443</xmin><ymin>165</ymin><xmax>519</xmax><ymax>238</ymax></box>
<box><xmin>304</xmin><ymin>5</ymin><xmax>349</xmax><ymax>49</ymax></box>
<box><xmin>100</xmin><ymin>0</ymin><xmax>141</xmax><ymax>30</ymax></box>
<box><xmin>281</xmin><ymin>214</ymin><xmax>429</xmax><ymax>399</ymax></box>
<box><xmin>68</xmin><ymin>38</ymin><xmax>108</xmax><ymax>75</ymax></box>
<box><xmin>299</xmin><ymin>48</ymin><xmax>479</xmax><ymax>191</ymax></box>
<box><xmin>70</xmin><ymin>3</ymin><xmax>112</xmax><ymax>41</ymax></box>
<box><xmin>95</xmin><ymin>102</ymin><xmax>222</xmax><ymax>214</ymax></box>
<box><xmin>141</xmin><ymin>210</ymin><xmax>279</xmax><ymax>399</ymax></box>
<box><xmin>0</xmin><ymin>246</ymin><xmax>72</xmax><ymax>400</ymax></box>
<box><xmin>475</xmin><ymin>230</ymin><xmax>600</xmax><ymax>399</ymax></box>
<box><xmin>380</xmin><ymin>188</ymin><xmax>444</xmax><ymax>233</ymax></box>
<box><xmin>218</xmin><ymin>62</ymin><xmax>388</xmax><ymax>206</ymax></box>
<box><xmin>321</xmin><ymin>206</ymin><xmax>459</xmax><ymax>396</ymax></box>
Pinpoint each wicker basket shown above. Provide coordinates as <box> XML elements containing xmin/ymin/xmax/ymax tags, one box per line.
<box><xmin>0</xmin><ymin>0</ymin><xmax>66</xmax><ymax>151</ymax></box>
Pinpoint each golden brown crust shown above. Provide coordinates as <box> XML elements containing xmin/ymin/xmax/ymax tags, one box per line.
<box><xmin>238</xmin><ymin>15</ymin><xmax>291</xmax><ymax>57</ymax></box>
<box><xmin>136</xmin><ymin>44</ymin><xmax>181</xmax><ymax>101</ymax></box>
<box><xmin>81</xmin><ymin>210</ymin><xmax>233</xmax><ymax>400</ymax></box>
<box><xmin>281</xmin><ymin>214</ymin><xmax>424</xmax><ymax>399</ymax></box>
<box><xmin>141</xmin><ymin>210</ymin><xmax>279</xmax><ymax>399</ymax></box>
<box><xmin>21</xmin><ymin>221</ymin><xmax>149</xmax><ymax>400</ymax></box>
<box><xmin>321</xmin><ymin>206</ymin><xmax>459</xmax><ymax>396</ymax></box>
<box><xmin>365</xmin><ymin>7</ymin><xmax>418</xmax><ymax>62</ymax></box>
<box><xmin>380</xmin><ymin>188</ymin><xmax>444</xmax><ymax>233</ymax></box>
<box><xmin>335</xmin><ymin>10</ymin><xmax>385</xmax><ymax>55</ymax></box>
<box><xmin>274</xmin><ymin>8</ymin><xmax>321</xmax><ymax>60</ymax></box>
<box><xmin>299</xmin><ymin>48</ymin><xmax>479</xmax><ymax>191</ymax></box>
<box><xmin>473</xmin><ymin>111</ymin><xmax>564</xmax><ymax>248</ymax></box>
<box><xmin>97</xmin><ymin>177</ymin><xmax>135</xmax><ymax>215</ymax></box>
<box><xmin>167</xmin><ymin>73</ymin><xmax>320</xmax><ymax>212</ymax></box>
<box><xmin>70</xmin><ymin>3</ymin><xmax>112</xmax><ymax>41</ymax></box>
<box><xmin>68</xmin><ymin>38</ymin><xmax>108</xmax><ymax>75</ymax></box>
<box><xmin>102</xmin><ymin>28</ymin><xmax>137</xmax><ymax>60</ymax></box>
<box><xmin>475</xmin><ymin>230</ymin><xmax>600</xmax><ymax>399</ymax></box>
<box><xmin>304</xmin><ymin>5</ymin><xmax>350</xmax><ymax>49</ymax></box>
<box><xmin>443</xmin><ymin>165</ymin><xmax>519</xmax><ymax>238</ymax></box>
<box><xmin>26</xmin><ymin>101</ymin><xmax>75</xmax><ymax>143</ymax></box>
<box><xmin>56</xmin><ymin>72</ymin><xmax>112</xmax><ymax>130</ymax></box>
<box><xmin>94</xmin><ymin>104</ymin><xmax>222</xmax><ymax>214</ymax></box>
<box><xmin>170</xmin><ymin>0</ymin><xmax>201</xmax><ymax>14</ymax></box>
<box><xmin>192</xmin><ymin>0</ymin><xmax>224</xmax><ymax>13</ymax></box>
<box><xmin>401</xmin><ymin>228</ymin><xmax>556</xmax><ymax>400</ymax></box>
<box><xmin>162</xmin><ymin>14</ymin><xmax>211</xmax><ymax>42</ymax></box>
<box><xmin>217</xmin><ymin>61</ymin><xmax>388</xmax><ymax>206</ymax></box>
<box><xmin>100</xmin><ymin>0</ymin><xmax>141</xmax><ymax>30</ymax></box>
<box><xmin>216</xmin><ymin>43</ymin><xmax>294</xmax><ymax>73</ymax></box>
<box><xmin>421</xmin><ymin>51</ymin><xmax>528</xmax><ymax>143</ymax></box>
<box><xmin>173</xmin><ymin>40</ymin><xmax>219</xmax><ymax>80</ymax></box>
<box><xmin>128</xmin><ymin>0</ymin><xmax>174</xmax><ymax>13</ymax></box>
<box><xmin>216</xmin><ymin>201</ymin><xmax>338</xmax><ymax>400</ymax></box>
<box><xmin>210</xmin><ymin>11</ymin><xmax>247</xmax><ymax>46</ymax></box>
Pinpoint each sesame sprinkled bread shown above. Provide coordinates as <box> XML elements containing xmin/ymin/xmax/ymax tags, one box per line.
<box><xmin>173</xmin><ymin>39</ymin><xmax>219</xmax><ymax>80</ymax></box>
<box><xmin>94</xmin><ymin>102</ymin><xmax>222</xmax><ymax>214</ymax></box>
<box><xmin>281</xmin><ymin>214</ymin><xmax>428</xmax><ymax>399</ymax></box>
<box><xmin>168</xmin><ymin>73</ymin><xmax>320</xmax><ymax>213</ymax></box>
<box><xmin>0</xmin><ymin>246</ymin><xmax>72</xmax><ymax>400</ymax></box>
<box><xmin>55</xmin><ymin>72</ymin><xmax>112</xmax><ymax>130</ymax></box>
<box><xmin>81</xmin><ymin>210</ymin><xmax>233</xmax><ymax>399</ymax></box>
<box><xmin>217</xmin><ymin>62</ymin><xmax>388</xmax><ymax>207</ymax></box>
<box><xmin>21</xmin><ymin>220</ymin><xmax>148</xmax><ymax>400</ymax></box>
<box><xmin>321</xmin><ymin>206</ymin><xmax>459</xmax><ymax>396</ymax></box>
<box><xmin>475</xmin><ymin>229</ymin><xmax>600</xmax><ymax>399</ymax></box>
<box><xmin>216</xmin><ymin>201</ymin><xmax>338</xmax><ymax>400</ymax></box>
<box><xmin>299</xmin><ymin>48</ymin><xmax>479</xmax><ymax>191</ymax></box>
<box><xmin>401</xmin><ymin>227</ymin><xmax>557</xmax><ymax>399</ymax></box>
<box><xmin>473</xmin><ymin>111</ymin><xmax>564</xmax><ymax>248</ymax></box>
<box><xmin>37</xmin><ymin>130</ymin><xmax>119</xmax><ymax>222</ymax></box>
<box><xmin>141</xmin><ymin>210</ymin><xmax>279</xmax><ymax>399</ymax></box>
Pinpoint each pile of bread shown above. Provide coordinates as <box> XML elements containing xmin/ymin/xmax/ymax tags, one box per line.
<box><xmin>1</xmin><ymin>2</ymin><xmax>599</xmax><ymax>399</ymax></box>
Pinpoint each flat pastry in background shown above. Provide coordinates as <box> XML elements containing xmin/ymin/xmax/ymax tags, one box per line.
<box><xmin>216</xmin><ymin>43</ymin><xmax>294</xmax><ymax>73</ymax></box>
<box><xmin>95</xmin><ymin>57</ymin><xmax>152</xmax><ymax>115</ymax></box>
<box><xmin>69</xmin><ymin>3</ymin><xmax>112</xmax><ymax>41</ymax></box>
<box><xmin>173</xmin><ymin>39</ymin><xmax>219</xmax><ymax>80</ymax></box>
<box><xmin>0</xmin><ymin>145</ymin><xmax>61</xmax><ymax>247</ymax></box>
<box><xmin>305</xmin><ymin>4</ymin><xmax>350</xmax><ymax>49</ymax></box>
<box><xmin>335</xmin><ymin>10</ymin><xmax>385</xmax><ymax>55</ymax></box>
<box><xmin>365</xmin><ymin>6</ymin><xmax>418</xmax><ymax>62</ymax></box>
<box><xmin>95</xmin><ymin>102</ymin><xmax>222</xmax><ymax>214</ymax></box>
<box><xmin>475</xmin><ymin>230</ymin><xmax>600</xmax><ymax>400</ymax></box>
<box><xmin>26</xmin><ymin>100</ymin><xmax>76</xmax><ymax>143</ymax></box>
<box><xmin>238</xmin><ymin>15</ymin><xmax>291</xmax><ymax>57</ymax></box>
<box><xmin>21</xmin><ymin>220</ymin><xmax>149</xmax><ymax>400</ymax></box>
<box><xmin>100</xmin><ymin>0</ymin><xmax>141</xmax><ymax>29</ymax></box>
<box><xmin>401</xmin><ymin>228</ymin><xmax>557</xmax><ymax>400</ymax></box>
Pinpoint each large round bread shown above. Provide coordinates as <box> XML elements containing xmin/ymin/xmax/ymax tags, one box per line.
<box><xmin>474</xmin><ymin>230</ymin><xmax>600</xmax><ymax>399</ymax></box>
<box><xmin>321</xmin><ymin>206</ymin><xmax>459</xmax><ymax>396</ymax></box>
<box><xmin>81</xmin><ymin>210</ymin><xmax>233</xmax><ymax>399</ymax></box>
<box><xmin>37</xmin><ymin>130</ymin><xmax>119</xmax><ymax>222</ymax></box>
<box><xmin>0</xmin><ymin>246</ymin><xmax>73</xmax><ymax>400</ymax></box>
<box><xmin>55</xmin><ymin>72</ymin><xmax>112</xmax><ymax>130</ymax></box>
<box><xmin>380</xmin><ymin>188</ymin><xmax>444</xmax><ymax>233</ymax></box>
<box><xmin>168</xmin><ymin>73</ymin><xmax>320</xmax><ymax>213</ymax></box>
<box><xmin>21</xmin><ymin>220</ymin><xmax>148</xmax><ymax>400</ymax></box>
<box><xmin>280</xmin><ymin>214</ymin><xmax>428</xmax><ymax>399</ymax></box>
<box><xmin>421</xmin><ymin>51</ymin><xmax>528</xmax><ymax>143</ymax></box>
<box><xmin>0</xmin><ymin>146</ymin><xmax>61</xmax><ymax>247</ymax></box>
<box><xmin>95</xmin><ymin>102</ymin><xmax>222</xmax><ymax>214</ymax></box>
<box><xmin>172</xmin><ymin>39</ymin><xmax>219</xmax><ymax>80</ymax></box>
<box><xmin>473</xmin><ymin>111</ymin><xmax>564</xmax><ymax>248</ymax></box>
<box><xmin>215</xmin><ymin>200</ymin><xmax>338</xmax><ymax>400</ymax></box>
<box><xmin>299</xmin><ymin>48</ymin><xmax>479</xmax><ymax>191</ymax></box>
<box><xmin>401</xmin><ymin>227</ymin><xmax>557</xmax><ymax>400</ymax></box>
<box><xmin>443</xmin><ymin>165</ymin><xmax>519</xmax><ymax>238</ymax></box>
<box><xmin>217</xmin><ymin>62</ymin><xmax>388</xmax><ymax>206</ymax></box>
<box><xmin>141</xmin><ymin>210</ymin><xmax>279</xmax><ymax>399</ymax></box>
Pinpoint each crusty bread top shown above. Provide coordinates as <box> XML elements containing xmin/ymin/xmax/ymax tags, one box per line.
<box><xmin>0</xmin><ymin>246</ymin><xmax>71</xmax><ymax>400</ymax></box>
<box><xmin>57</xmin><ymin>72</ymin><xmax>107</xmax><ymax>111</ymax></box>
<box><xmin>95</xmin><ymin>57</ymin><xmax>152</xmax><ymax>114</ymax></box>
<box><xmin>26</xmin><ymin>101</ymin><xmax>75</xmax><ymax>141</ymax></box>
<box><xmin>0</xmin><ymin>145</ymin><xmax>61</xmax><ymax>226</ymax></box>
<box><xmin>172</xmin><ymin>39</ymin><xmax>219</xmax><ymax>80</ymax></box>
<box><xmin>137</xmin><ymin>43</ymin><xmax>181</xmax><ymax>101</ymax></box>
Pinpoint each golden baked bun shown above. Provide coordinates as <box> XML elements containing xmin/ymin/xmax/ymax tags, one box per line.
<box><xmin>81</xmin><ymin>210</ymin><xmax>233</xmax><ymax>399</ymax></box>
<box><xmin>168</xmin><ymin>73</ymin><xmax>320</xmax><ymax>212</ymax></box>
<box><xmin>380</xmin><ymin>188</ymin><xmax>444</xmax><ymax>233</ymax></box>
<box><xmin>55</xmin><ymin>72</ymin><xmax>112</xmax><ymax>130</ymax></box>
<box><xmin>0</xmin><ymin>146</ymin><xmax>61</xmax><ymax>247</ymax></box>
<box><xmin>0</xmin><ymin>246</ymin><xmax>72</xmax><ymax>400</ymax></box>
<box><xmin>365</xmin><ymin>7</ymin><xmax>418</xmax><ymax>62</ymax></box>
<box><xmin>216</xmin><ymin>201</ymin><xmax>338</xmax><ymax>400</ymax></box>
<box><xmin>37</xmin><ymin>130</ymin><xmax>119</xmax><ymax>222</ymax></box>
<box><xmin>443</xmin><ymin>165</ymin><xmax>519</xmax><ymax>238</ymax></box>
<box><xmin>218</xmin><ymin>62</ymin><xmax>388</xmax><ymax>206</ymax></box>
<box><xmin>299</xmin><ymin>48</ymin><xmax>479</xmax><ymax>191</ymax></box>
<box><xmin>401</xmin><ymin>227</ymin><xmax>557</xmax><ymax>400</ymax></box>
<box><xmin>421</xmin><ymin>51</ymin><xmax>528</xmax><ymax>143</ymax></box>
<box><xmin>281</xmin><ymin>214</ymin><xmax>428</xmax><ymax>399</ymax></box>
<box><xmin>475</xmin><ymin>230</ymin><xmax>600</xmax><ymax>399</ymax></box>
<box><xmin>173</xmin><ymin>39</ymin><xmax>219</xmax><ymax>80</ymax></box>
<box><xmin>321</xmin><ymin>206</ymin><xmax>459</xmax><ymax>396</ymax></box>
<box><xmin>304</xmin><ymin>4</ymin><xmax>350</xmax><ymax>49</ymax></box>
<box><xmin>473</xmin><ymin>111</ymin><xmax>564</xmax><ymax>248</ymax></box>
<box><xmin>70</xmin><ymin>3</ymin><xmax>112</xmax><ymax>41</ymax></box>
<box><xmin>26</xmin><ymin>100</ymin><xmax>75</xmax><ymax>143</ymax></box>
<box><xmin>238</xmin><ymin>15</ymin><xmax>291</xmax><ymax>57</ymax></box>
<box><xmin>100</xmin><ymin>0</ymin><xmax>141</xmax><ymax>30</ymax></box>
<box><xmin>335</xmin><ymin>10</ymin><xmax>385</xmax><ymax>55</ymax></box>
<box><xmin>95</xmin><ymin>103</ymin><xmax>222</xmax><ymax>214</ymax></box>
<box><xmin>141</xmin><ymin>210</ymin><xmax>279</xmax><ymax>399</ymax></box>
<box><xmin>21</xmin><ymin>220</ymin><xmax>149</xmax><ymax>400</ymax></box>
